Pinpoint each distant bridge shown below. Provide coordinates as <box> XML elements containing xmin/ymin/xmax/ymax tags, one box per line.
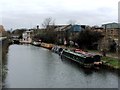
<box><xmin>0</xmin><ymin>37</ymin><xmax>7</xmax><ymax>41</ymax></box>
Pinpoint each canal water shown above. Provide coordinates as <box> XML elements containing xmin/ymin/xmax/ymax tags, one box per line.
<box><xmin>4</xmin><ymin>44</ymin><xmax>119</xmax><ymax>88</ymax></box>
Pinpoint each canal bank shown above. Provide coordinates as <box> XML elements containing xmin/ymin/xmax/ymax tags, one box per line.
<box><xmin>3</xmin><ymin>44</ymin><xmax>119</xmax><ymax>88</ymax></box>
<box><xmin>55</xmin><ymin>45</ymin><xmax>120</xmax><ymax>71</ymax></box>
<box><xmin>0</xmin><ymin>37</ymin><xmax>11</xmax><ymax>88</ymax></box>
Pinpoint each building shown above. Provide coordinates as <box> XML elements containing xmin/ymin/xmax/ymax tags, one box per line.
<box><xmin>0</xmin><ymin>25</ymin><xmax>5</xmax><ymax>37</ymax></box>
<box><xmin>100</xmin><ymin>23</ymin><xmax>119</xmax><ymax>51</ymax></box>
<box><xmin>54</xmin><ymin>24</ymin><xmax>86</xmax><ymax>45</ymax></box>
<box><xmin>102</xmin><ymin>23</ymin><xmax>119</xmax><ymax>41</ymax></box>
<box><xmin>21</xmin><ymin>30</ymin><xmax>33</xmax><ymax>43</ymax></box>
<box><xmin>0</xmin><ymin>25</ymin><xmax>5</xmax><ymax>33</ymax></box>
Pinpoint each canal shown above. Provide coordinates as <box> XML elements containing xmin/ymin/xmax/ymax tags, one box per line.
<box><xmin>4</xmin><ymin>44</ymin><xmax>119</xmax><ymax>88</ymax></box>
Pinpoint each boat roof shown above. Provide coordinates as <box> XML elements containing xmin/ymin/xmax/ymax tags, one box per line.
<box><xmin>63</xmin><ymin>49</ymin><xmax>87</xmax><ymax>58</ymax></box>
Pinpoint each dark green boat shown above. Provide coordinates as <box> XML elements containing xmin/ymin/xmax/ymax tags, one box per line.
<box><xmin>61</xmin><ymin>49</ymin><xmax>94</xmax><ymax>68</ymax></box>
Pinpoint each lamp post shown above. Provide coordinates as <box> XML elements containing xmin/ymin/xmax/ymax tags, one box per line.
<box><xmin>104</xmin><ymin>24</ymin><xmax>108</xmax><ymax>50</ymax></box>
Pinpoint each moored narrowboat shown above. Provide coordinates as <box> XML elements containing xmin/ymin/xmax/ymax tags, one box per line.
<box><xmin>32</xmin><ymin>41</ymin><xmax>41</xmax><ymax>46</ymax></box>
<box><xmin>51</xmin><ymin>46</ymin><xmax>63</xmax><ymax>55</ymax></box>
<box><xmin>74</xmin><ymin>49</ymin><xmax>102</xmax><ymax>66</ymax></box>
<box><xmin>61</xmin><ymin>49</ymin><xmax>94</xmax><ymax>68</ymax></box>
<box><xmin>41</xmin><ymin>43</ymin><xmax>53</xmax><ymax>49</ymax></box>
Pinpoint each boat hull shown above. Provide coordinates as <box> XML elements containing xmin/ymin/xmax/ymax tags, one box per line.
<box><xmin>41</xmin><ymin>43</ymin><xmax>53</xmax><ymax>49</ymax></box>
<box><xmin>61</xmin><ymin>53</ymin><xmax>93</xmax><ymax>68</ymax></box>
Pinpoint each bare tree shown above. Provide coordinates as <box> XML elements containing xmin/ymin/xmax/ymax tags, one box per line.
<box><xmin>40</xmin><ymin>17</ymin><xmax>57</xmax><ymax>43</ymax></box>
<box><xmin>42</xmin><ymin>17</ymin><xmax>55</xmax><ymax>30</ymax></box>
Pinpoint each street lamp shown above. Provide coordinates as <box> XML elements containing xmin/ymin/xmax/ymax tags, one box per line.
<box><xmin>104</xmin><ymin>24</ymin><xmax>108</xmax><ymax>50</ymax></box>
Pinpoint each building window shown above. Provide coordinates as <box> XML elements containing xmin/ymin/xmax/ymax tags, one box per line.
<box><xmin>111</xmin><ymin>30</ymin><xmax>113</xmax><ymax>34</ymax></box>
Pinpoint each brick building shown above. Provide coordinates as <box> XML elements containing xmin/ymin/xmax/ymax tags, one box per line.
<box><xmin>101</xmin><ymin>23</ymin><xmax>119</xmax><ymax>51</ymax></box>
<box><xmin>0</xmin><ymin>25</ymin><xmax>5</xmax><ymax>37</ymax></box>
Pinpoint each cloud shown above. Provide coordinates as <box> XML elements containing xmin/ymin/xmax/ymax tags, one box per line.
<box><xmin>1</xmin><ymin>0</ymin><xmax>119</xmax><ymax>30</ymax></box>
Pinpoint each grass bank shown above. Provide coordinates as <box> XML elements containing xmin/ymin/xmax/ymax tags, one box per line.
<box><xmin>102</xmin><ymin>56</ymin><xmax>120</xmax><ymax>70</ymax></box>
<box><xmin>59</xmin><ymin>45</ymin><xmax>120</xmax><ymax>70</ymax></box>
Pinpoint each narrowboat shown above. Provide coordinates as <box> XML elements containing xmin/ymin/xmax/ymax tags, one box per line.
<box><xmin>74</xmin><ymin>49</ymin><xmax>102</xmax><ymax>66</ymax></box>
<box><xmin>41</xmin><ymin>43</ymin><xmax>53</xmax><ymax>49</ymax></box>
<box><xmin>32</xmin><ymin>41</ymin><xmax>41</xmax><ymax>46</ymax></box>
<box><xmin>61</xmin><ymin>49</ymin><xmax>94</xmax><ymax>68</ymax></box>
<box><xmin>51</xmin><ymin>46</ymin><xmax>63</xmax><ymax>55</ymax></box>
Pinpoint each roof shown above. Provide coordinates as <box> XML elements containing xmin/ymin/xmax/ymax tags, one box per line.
<box><xmin>63</xmin><ymin>49</ymin><xmax>86</xmax><ymax>58</ymax></box>
<box><xmin>54</xmin><ymin>25</ymin><xmax>71</xmax><ymax>31</ymax></box>
<box><xmin>54</xmin><ymin>24</ymin><xmax>84</xmax><ymax>32</ymax></box>
<box><xmin>23</xmin><ymin>30</ymin><xmax>33</xmax><ymax>34</ymax></box>
<box><xmin>102</xmin><ymin>23</ymin><xmax>120</xmax><ymax>29</ymax></box>
<box><xmin>54</xmin><ymin>25</ymin><xmax>68</xmax><ymax>31</ymax></box>
<box><xmin>71</xmin><ymin>25</ymin><xmax>81</xmax><ymax>32</ymax></box>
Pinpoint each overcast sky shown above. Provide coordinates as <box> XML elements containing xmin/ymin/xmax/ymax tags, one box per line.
<box><xmin>0</xmin><ymin>0</ymin><xmax>119</xmax><ymax>30</ymax></box>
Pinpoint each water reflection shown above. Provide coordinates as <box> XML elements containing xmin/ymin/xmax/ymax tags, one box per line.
<box><xmin>4</xmin><ymin>44</ymin><xmax>119</xmax><ymax>88</ymax></box>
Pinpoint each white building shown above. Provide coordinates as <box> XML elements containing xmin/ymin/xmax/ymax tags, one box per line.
<box><xmin>22</xmin><ymin>30</ymin><xmax>33</xmax><ymax>43</ymax></box>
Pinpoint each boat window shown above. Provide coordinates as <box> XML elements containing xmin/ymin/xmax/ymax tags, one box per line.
<box><xmin>93</xmin><ymin>55</ymin><xmax>101</xmax><ymax>62</ymax></box>
<box><xmin>59</xmin><ymin>48</ymin><xmax>63</xmax><ymax>52</ymax></box>
<box><xmin>62</xmin><ymin>51</ymin><xmax>65</xmax><ymax>54</ymax></box>
<box><xmin>84</xmin><ymin>57</ymin><xmax>94</xmax><ymax>63</ymax></box>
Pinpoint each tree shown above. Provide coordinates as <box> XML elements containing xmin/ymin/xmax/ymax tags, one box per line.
<box><xmin>109</xmin><ymin>40</ymin><xmax>117</xmax><ymax>52</ymax></box>
<box><xmin>12</xmin><ymin>29</ymin><xmax>27</xmax><ymax>36</ymax></box>
<box><xmin>42</xmin><ymin>17</ymin><xmax>55</xmax><ymax>30</ymax></box>
<box><xmin>33</xmin><ymin>17</ymin><xmax>56</xmax><ymax>43</ymax></box>
<box><xmin>77</xmin><ymin>29</ymin><xmax>104</xmax><ymax>49</ymax></box>
<box><xmin>11</xmin><ymin>29</ymin><xmax>27</xmax><ymax>39</ymax></box>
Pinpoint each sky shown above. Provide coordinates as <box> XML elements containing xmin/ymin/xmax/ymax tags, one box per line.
<box><xmin>0</xmin><ymin>0</ymin><xmax>120</xmax><ymax>30</ymax></box>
